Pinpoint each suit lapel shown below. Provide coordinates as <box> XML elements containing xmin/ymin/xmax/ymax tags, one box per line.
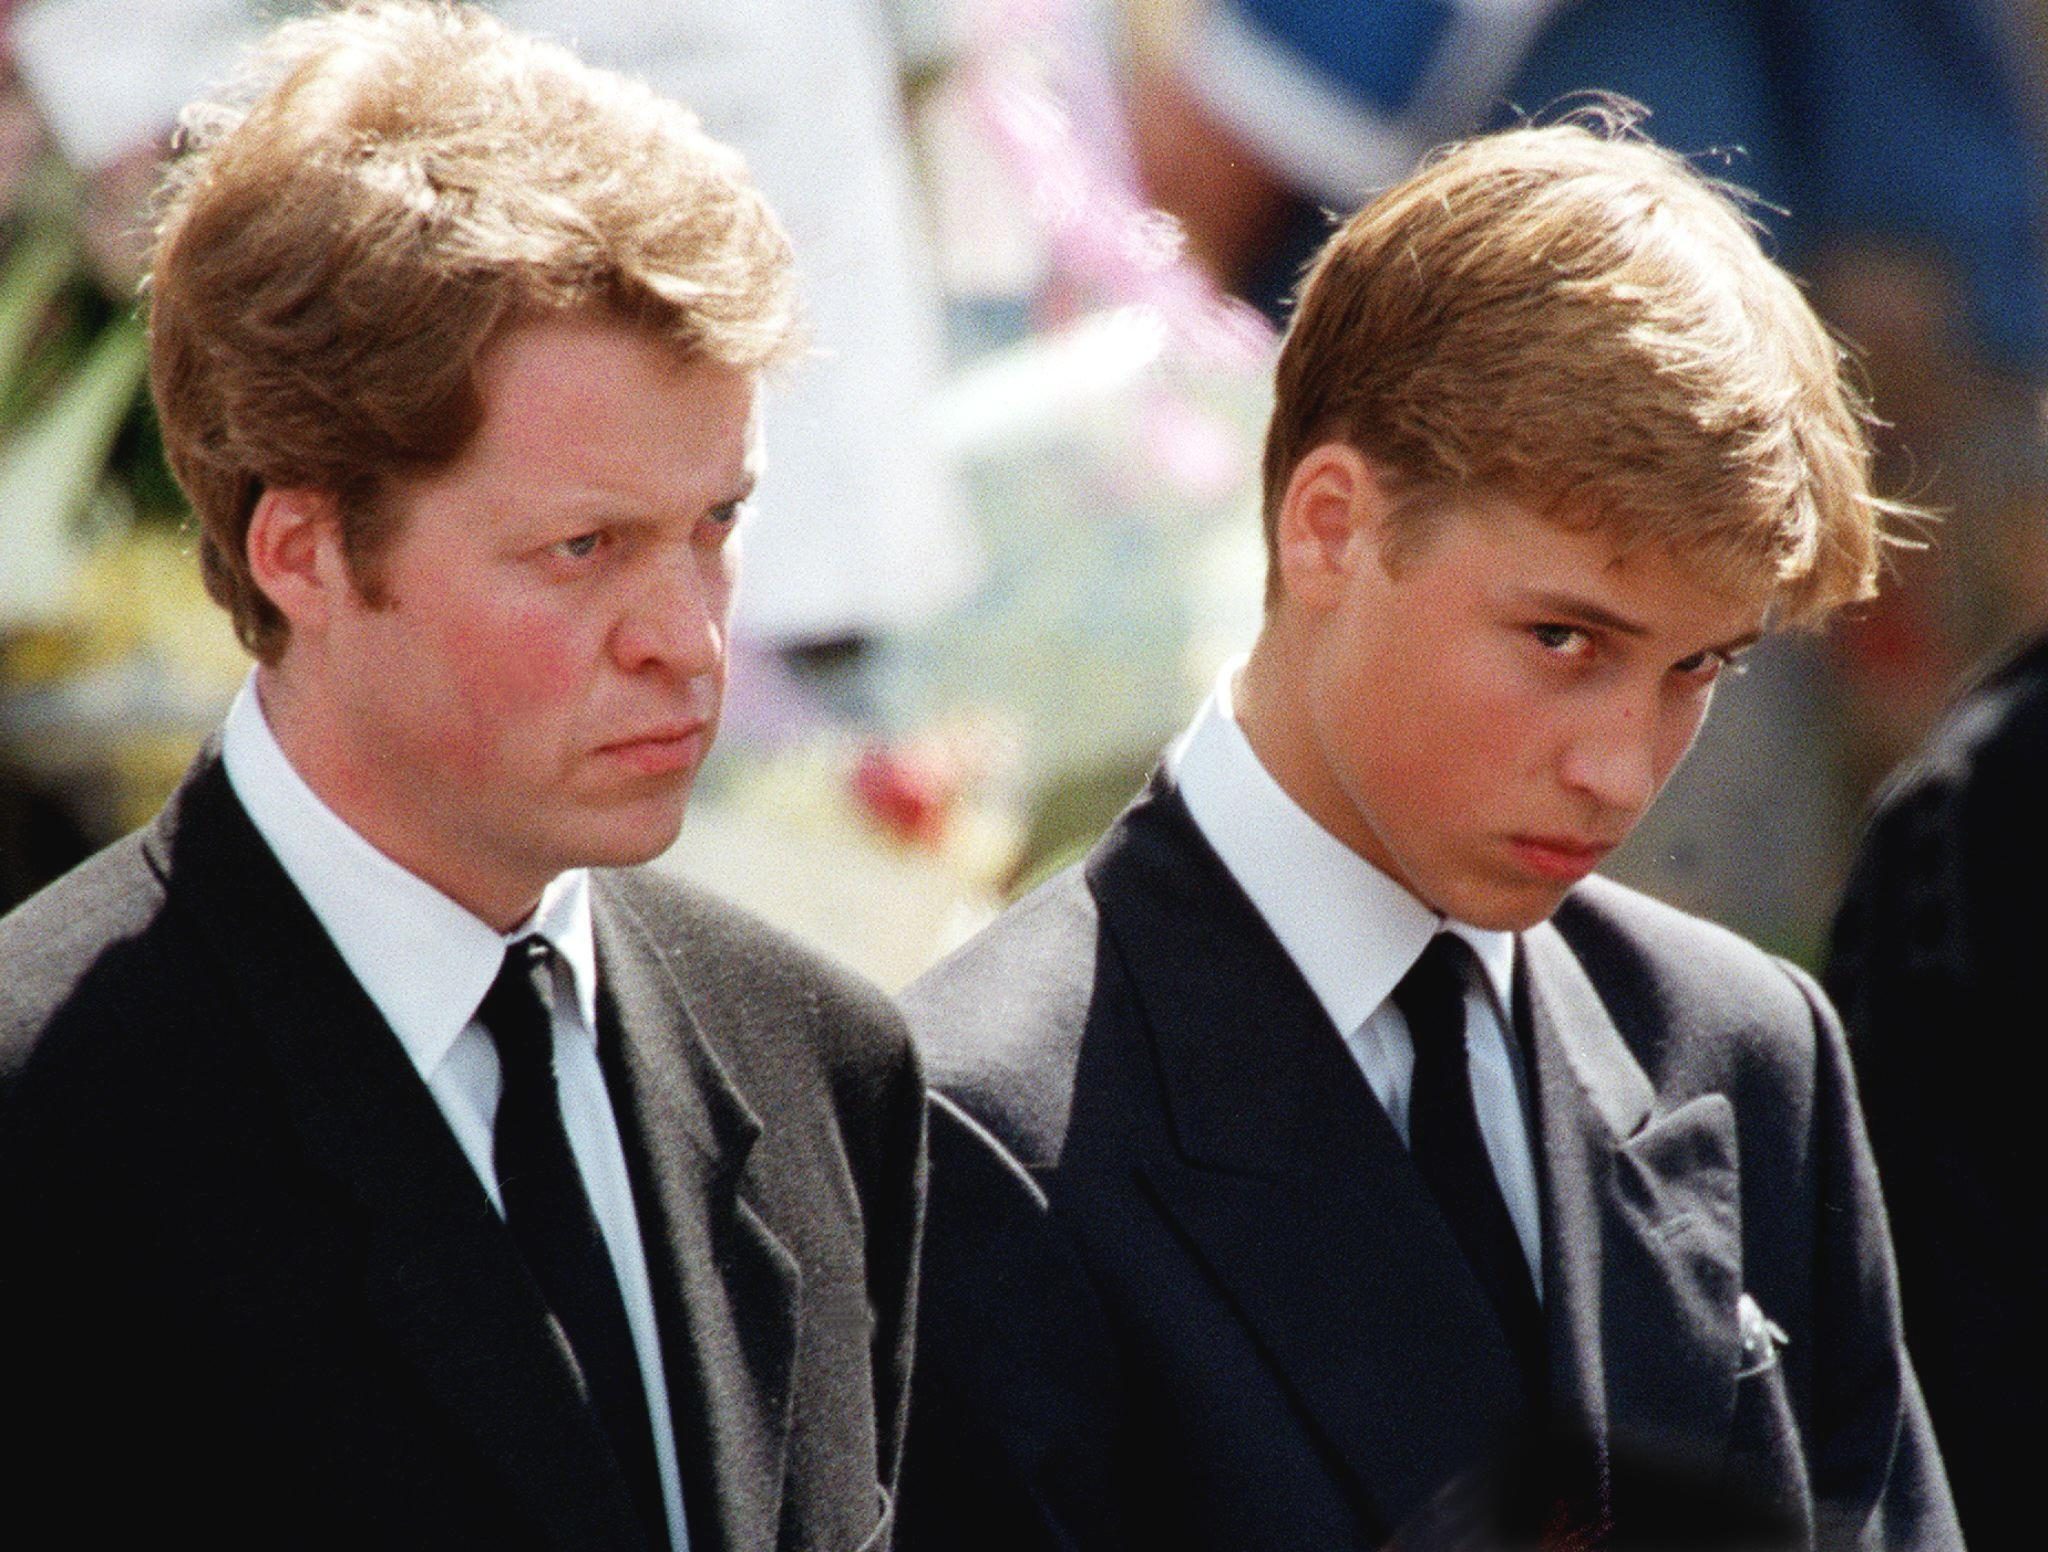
<box><xmin>592</xmin><ymin>880</ymin><xmax>801</xmax><ymax>1552</ymax></box>
<box><xmin>149</xmin><ymin>753</ymin><xmax>646</xmax><ymax>1551</ymax></box>
<box><xmin>1518</xmin><ymin>919</ymin><xmax>1744</xmax><ymax>1492</ymax></box>
<box><xmin>1089</xmin><ymin>786</ymin><xmax>1527</xmax><ymax>1533</ymax></box>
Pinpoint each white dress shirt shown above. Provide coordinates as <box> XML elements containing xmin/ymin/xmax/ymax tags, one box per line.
<box><xmin>1166</xmin><ymin>659</ymin><xmax>1544</xmax><ymax>1292</ymax></box>
<box><xmin>219</xmin><ymin>672</ymin><xmax>691</xmax><ymax>1550</ymax></box>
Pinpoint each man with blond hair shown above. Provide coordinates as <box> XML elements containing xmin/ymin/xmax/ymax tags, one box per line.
<box><xmin>0</xmin><ymin>6</ymin><xmax>920</xmax><ymax>1549</ymax></box>
<box><xmin>900</xmin><ymin>117</ymin><xmax>1957</xmax><ymax>1551</ymax></box>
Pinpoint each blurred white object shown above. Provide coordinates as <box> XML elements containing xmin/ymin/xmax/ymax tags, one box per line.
<box><xmin>12</xmin><ymin>0</ymin><xmax>253</xmax><ymax>168</ymax></box>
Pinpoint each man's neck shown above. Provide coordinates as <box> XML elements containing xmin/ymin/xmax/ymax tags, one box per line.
<box><xmin>252</xmin><ymin>664</ymin><xmax>545</xmax><ymax>932</ymax></box>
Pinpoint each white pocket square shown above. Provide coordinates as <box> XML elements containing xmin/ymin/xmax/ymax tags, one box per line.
<box><xmin>1737</xmin><ymin>1292</ymin><xmax>1790</xmax><ymax>1377</ymax></box>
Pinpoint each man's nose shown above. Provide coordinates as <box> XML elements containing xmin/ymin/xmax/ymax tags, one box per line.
<box><xmin>1558</xmin><ymin>697</ymin><xmax>1661</xmax><ymax>818</ymax></box>
<box><xmin>613</xmin><ymin>550</ymin><xmax>727</xmax><ymax>678</ymax></box>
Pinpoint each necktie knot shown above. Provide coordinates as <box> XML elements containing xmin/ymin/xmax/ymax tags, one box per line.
<box><xmin>1393</xmin><ymin>932</ymin><xmax>1476</xmax><ymax>1058</ymax></box>
<box><xmin>477</xmin><ymin>936</ymin><xmax>557</xmax><ymax>1073</ymax></box>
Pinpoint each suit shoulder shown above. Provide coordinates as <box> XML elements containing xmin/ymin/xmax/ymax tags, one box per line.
<box><xmin>0</xmin><ymin>830</ymin><xmax>167</xmax><ymax>1074</ymax></box>
<box><xmin>1561</xmin><ymin>873</ymin><xmax>1803</xmax><ymax>989</ymax></box>
<box><xmin>899</xmin><ymin>863</ymin><xmax>1105</xmax><ymax>1166</ymax></box>
<box><xmin>1555</xmin><ymin>875</ymin><xmax>1825</xmax><ymax>1075</ymax></box>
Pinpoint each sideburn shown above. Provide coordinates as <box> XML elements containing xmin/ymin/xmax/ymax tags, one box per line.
<box><xmin>338</xmin><ymin>485</ymin><xmax>402</xmax><ymax>610</ymax></box>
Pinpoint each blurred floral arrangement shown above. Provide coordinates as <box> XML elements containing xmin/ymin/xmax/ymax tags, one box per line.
<box><xmin>872</xmin><ymin>0</ymin><xmax>1276</xmax><ymax>879</ymax></box>
<box><xmin>673</xmin><ymin>707</ymin><xmax>1027</xmax><ymax>990</ymax></box>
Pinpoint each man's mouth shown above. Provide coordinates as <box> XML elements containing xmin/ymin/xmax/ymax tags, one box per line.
<box><xmin>596</xmin><ymin>723</ymin><xmax>708</xmax><ymax>776</ymax></box>
<box><xmin>1507</xmin><ymin>833</ymin><xmax>1616</xmax><ymax>883</ymax></box>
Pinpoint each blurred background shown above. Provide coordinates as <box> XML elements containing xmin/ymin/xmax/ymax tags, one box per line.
<box><xmin>3</xmin><ymin>0</ymin><xmax>2046</xmax><ymax>985</ymax></box>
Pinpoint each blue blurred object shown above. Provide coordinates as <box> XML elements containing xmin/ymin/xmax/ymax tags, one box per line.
<box><xmin>1233</xmin><ymin>0</ymin><xmax>1458</xmax><ymax>114</ymax></box>
<box><xmin>1203</xmin><ymin>0</ymin><xmax>2048</xmax><ymax>377</ymax></box>
<box><xmin>1507</xmin><ymin>0</ymin><xmax>2048</xmax><ymax>377</ymax></box>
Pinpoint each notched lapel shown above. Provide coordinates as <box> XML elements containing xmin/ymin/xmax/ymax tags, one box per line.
<box><xmin>1519</xmin><ymin>925</ymin><xmax>1743</xmax><ymax>1483</ymax></box>
<box><xmin>154</xmin><ymin>758</ymin><xmax>647</xmax><ymax>1552</ymax></box>
<box><xmin>594</xmin><ymin>884</ymin><xmax>801</xmax><ymax>1552</ymax></box>
<box><xmin>1094</xmin><ymin>790</ymin><xmax>1528</xmax><ymax>1533</ymax></box>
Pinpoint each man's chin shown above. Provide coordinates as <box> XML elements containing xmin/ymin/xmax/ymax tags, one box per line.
<box><xmin>565</xmin><ymin>797</ymin><xmax>693</xmax><ymax>871</ymax></box>
<box><xmin>1428</xmin><ymin>873</ymin><xmax>1573</xmax><ymax>934</ymax></box>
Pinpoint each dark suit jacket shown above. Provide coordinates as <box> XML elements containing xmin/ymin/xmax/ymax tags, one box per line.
<box><xmin>1826</xmin><ymin>633</ymin><xmax>2048</xmax><ymax>1547</ymax></box>
<box><xmin>0</xmin><ymin>749</ymin><xmax>924</xmax><ymax>1552</ymax></box>
<box><xmin>899</xmin><ymin>780</ymin><xmax>1956</xmax><ymax>1551</ymax></box>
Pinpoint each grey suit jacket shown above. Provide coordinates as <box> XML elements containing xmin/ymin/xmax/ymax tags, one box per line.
<box><xmin>0</xmin><ymin>749</ymin><xmax>923</xmax><ymax>1552</ymax></box>
<box><xmin>898</xmin><ymin>779</ymin><xmax>1956</xmax><ymax>1551</ymax></box>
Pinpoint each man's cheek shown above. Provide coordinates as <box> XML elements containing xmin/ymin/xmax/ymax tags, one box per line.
<box><xmin>433</xmin><ymin>618</ymin><xmax>586</xmax><ymax>763</ymax></box>
<box><xmin>471</xmin><ymin>604</ymin><xmax>589</xmax><ymax>697</ymax></box>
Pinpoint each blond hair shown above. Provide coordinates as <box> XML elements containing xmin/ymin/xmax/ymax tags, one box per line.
<box><xmin>1263</xmin><ymin>110</ymin><xmax>1895</xmax><ymax>624</ymax></box>
<box><xmin>149</xmin><ymin>0</ymin><xmax>799</xmax><ymax>660</ymax></box>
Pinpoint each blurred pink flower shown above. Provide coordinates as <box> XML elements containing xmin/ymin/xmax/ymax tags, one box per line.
<box><xmin>962</xmin><ymin>0</ymin><xmax>1272</xmax><ymax>371</ymax></box>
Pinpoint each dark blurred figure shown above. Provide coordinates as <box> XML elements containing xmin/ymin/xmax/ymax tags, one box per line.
<box><xmin>1826</xmin><ymin>635</ymin><xmax>2048</xmax><ymax>1548</ymax></box>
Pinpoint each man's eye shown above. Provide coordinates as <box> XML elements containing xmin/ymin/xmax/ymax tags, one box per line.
<box><xmin>697</xmin><ymin>500</ymin><xmax>745</xmax><ymax>544</ymax></box>
<box><xmin>1530</xmin><ymin>623</ymin><xmax>1592</xmax><ymax>657</ymax></box>
<box><xmin>1674</xmin><ymin>649</ymin><xmax>1743</xmax><ymax>682</ymax></box>
<box><xmin>554</xmin><ymin>531</ymin><xmax>604</xmax><ymax>560</ymax></box>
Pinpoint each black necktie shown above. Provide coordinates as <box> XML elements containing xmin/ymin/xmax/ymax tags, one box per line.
<box><xmin>1393</xmin><ymin>933</ymin><xmax>1547</xmax><ymax>1394</ymax></box>
<box><xmin>477</xmin><ymin>937</ymin><xmax>668</xmax><ymax>1548</ymax></box>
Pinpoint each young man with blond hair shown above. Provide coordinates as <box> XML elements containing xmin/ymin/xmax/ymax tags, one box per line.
<box><xmin>900</xmin><ymin>119</ymin><xmax>1957</xmax><ymax>1550</ymax></box>
<box><xmin>0</xmin><ymin>6</ymin><xmax>920</xmax><ymax>1549</ymax></box>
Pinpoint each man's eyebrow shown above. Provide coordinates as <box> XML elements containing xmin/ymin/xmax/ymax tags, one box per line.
<box><xmin>1518</xmin><ymin>589</ymin><xmax>1650</xmax><ymax>638</ymax></box>
<box><xmin>1520</xmin><ymin>588</ymin><xmax>1764</xmax><ymax>658</ymax></box>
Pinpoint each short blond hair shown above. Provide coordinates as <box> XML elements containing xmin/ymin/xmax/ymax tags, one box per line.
<box><xmin>149</xmin><ymin>0</ymin><xmax>799</xmax><ymax>660</ymax></box>
<box><xmin>1263</xmin><ymin>111</ymin><xmax>1893</xmax><ymax>625</ymax></box>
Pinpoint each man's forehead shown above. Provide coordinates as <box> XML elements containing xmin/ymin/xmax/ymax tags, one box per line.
<box><xmin>1436</xmin><ymin>498</ymin><xmax>1776</xmax><ymax>639</ymax></box>
<box><xmin>367</xmin><ymin>317</ymin><xmax>759</xmax><ymax>529</ymax></box>
<box><xmin>475</xmin><ymin>312</ymin><xmax>712</xmax><ymax>401</ymax></box>
<box><xmin>474</xmin><ymin>316</ymin><xmax>752</xmax><ymax>441</ymax></box>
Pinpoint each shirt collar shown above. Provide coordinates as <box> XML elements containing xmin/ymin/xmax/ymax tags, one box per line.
<box><xmin>1166</xmin><ymin>655</ymin><xmax>1517</xmax><ymax>1034</ymax></box>
<box><xmin>219</xmin><ymin>670</ymin><xmax>598</xmax><ymax>1083</ymax></box>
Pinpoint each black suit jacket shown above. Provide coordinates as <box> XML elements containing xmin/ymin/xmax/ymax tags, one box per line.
<box><xmin>1826</xmin><ymin>634</ymin><xmax>2048</xmax><ymax>1547</ymax></box>
<box><xmin>899</xmin><ymin>780</ymin><xmax>1956</xmax><ymax>1551</ymax></box>
<box><xmin>0</xmin><ymin>749</ymin><xmax>924</xmax><ymax>1552</ymax></box>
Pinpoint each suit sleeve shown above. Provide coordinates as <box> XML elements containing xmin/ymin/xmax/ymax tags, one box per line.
<box><xmin>897</xmin><ymin>1096</ymin><xmax>1131</xmax><ymax>1552</ymax></box>
<box><xmin>1781</xmin><ymin>965</ymin><xmax>1961</xmax><ymax>1551</ymax></box>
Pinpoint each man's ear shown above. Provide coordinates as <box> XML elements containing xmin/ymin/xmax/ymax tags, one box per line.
<box><xmin>1271</xmin><ymin>441</ymin><xmax>1392</xmax><ymax>611</ymax></box>
<box><xmin>244</xmin><ymin>487</ymin><xmax>352</xmax><ymax>639</ymax></box>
